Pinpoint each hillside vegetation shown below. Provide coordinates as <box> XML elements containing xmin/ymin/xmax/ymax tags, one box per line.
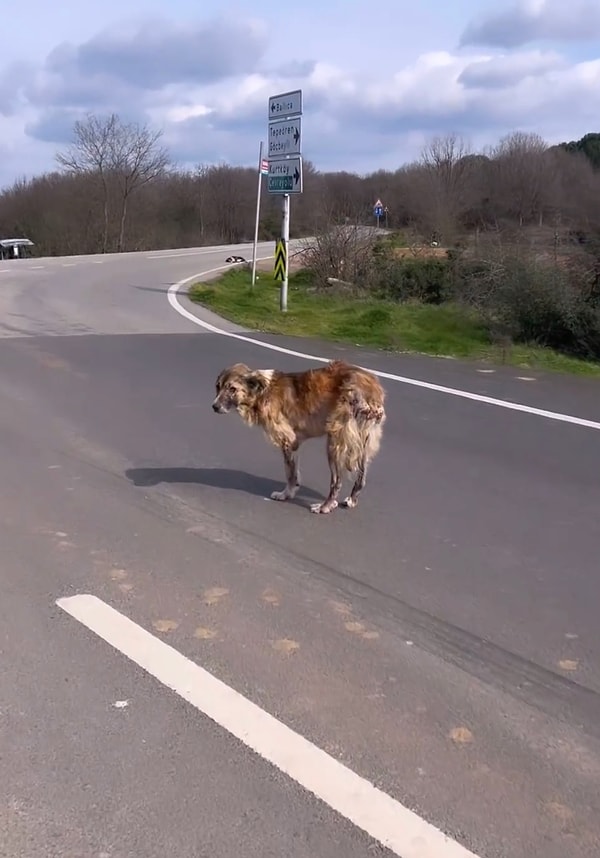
<box><xmin>3</xmin><ymin>114</ymin><xmax>600</xmax><ymax>374</ymax></box>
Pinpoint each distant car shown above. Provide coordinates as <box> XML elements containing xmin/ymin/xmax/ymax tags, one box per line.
<box><xmin>225</xmin><ymin>255</ymin><xmax>247</xmax><ymax>263</ymax></box>
<box><xmin>0</xmin><ymin>237</ymin><xmax>35</xmax><ymax>260</ymax></box>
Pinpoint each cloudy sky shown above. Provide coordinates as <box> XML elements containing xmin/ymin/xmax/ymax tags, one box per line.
<box><xmin>0</xmin><ymin>0</ymin><xmax>599</xmax><ymax>188</ymax></box>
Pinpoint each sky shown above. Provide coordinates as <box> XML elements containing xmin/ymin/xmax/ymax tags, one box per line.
<box><xmin>0</xmin><ymin>0</ymin><xmax>599</xmax><ymax>189</ymax></box>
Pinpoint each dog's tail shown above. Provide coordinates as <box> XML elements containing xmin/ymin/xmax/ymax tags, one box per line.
<box><xmin>327</xmin><ymin>372</ymin><xmax>386</xmax><ymax>473</ymax></box>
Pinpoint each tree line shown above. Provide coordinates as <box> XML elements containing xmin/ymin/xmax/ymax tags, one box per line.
<box><xmin>0</xmin><ymin>112</ymin><xmax>598</xmax><ymax>258</ymax></box>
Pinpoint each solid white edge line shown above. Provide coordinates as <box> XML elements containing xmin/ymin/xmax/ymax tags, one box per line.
<box><xmin>57</xmin><ymin>593</ymin><xmax>481</xmax><ymax>858</ymax></box>
<box><xmin>167</xmin><ymin>263</ymin><xmax>600</xmax><ymax>432</ymax></box>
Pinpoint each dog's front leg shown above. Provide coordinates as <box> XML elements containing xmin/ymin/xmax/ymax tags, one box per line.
<box><xmin>270</xmin><ymin>442</ymin><xmax>300</xmax><ymax>501</ymax></box>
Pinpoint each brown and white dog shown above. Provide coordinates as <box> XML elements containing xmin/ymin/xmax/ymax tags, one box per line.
<box><xmin>211</xmin><ymin>359</ymin><xmax>386</xmax><ymax>514</ymax></box>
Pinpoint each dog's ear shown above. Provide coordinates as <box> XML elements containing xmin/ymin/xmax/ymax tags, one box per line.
<box><xmin>246</xmin><ymin>372</ymin><xmax>270</xmax><ymax>393</ymax></box>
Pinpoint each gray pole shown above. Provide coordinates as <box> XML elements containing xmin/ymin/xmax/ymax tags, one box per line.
<box><xmin>251</xmin><ymin>141</ymin><xmax>264</xmax><ymax>288</ymax></box>
<box><xmin>280</xmin><ymin>193</ymin><xmax>290</xmax><ymax>312</ymax></box>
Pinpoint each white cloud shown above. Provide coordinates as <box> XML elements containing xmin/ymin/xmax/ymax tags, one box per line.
<box><xmin>458</xmin><ymin>50</ymin><xmax>565</xmax><ymax>88</ymax></box>
<box><xmin>0</xmin><ymin>6</ymin><xmax>599</xmax><ymax>187</ymax></box>
<box><xmin>461</xmin><ymin>0</ymin><xmax>600</xmax><ymax>48</ymax></box>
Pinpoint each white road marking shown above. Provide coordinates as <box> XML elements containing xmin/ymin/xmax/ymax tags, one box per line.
<box><xmin>29</xmin><ymin>265</ymin><xmax>45</xmax><ymax>269</ymax></box>
<box><xmin>147</xmin><ymin>248</ymin><xmax>246</xmax><ymax>260</ymax></box>
<box><xmin>62</xmin><ymin>263</ymin><xmax>77</xmax><ymax>267</ymax></box>
<box><xmin>57</xmin><ymin>593</ymin><xmax>479</xmax><ymax>858</ymax></box>
<box><xmin>167</xmin><ymin>266</ymin><xmax>600</xmax><ymax>433</ymax></box>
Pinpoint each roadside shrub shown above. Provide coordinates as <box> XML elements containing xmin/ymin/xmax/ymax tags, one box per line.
<box><xmin>467</xmin><ymin>256</ymin><xmax>600</xmax><ymax>359</ymax></box>
<box><xmin>298</xmin><ymin>226</ymin><xmax>378</xmax><ymax>290</ymax></box>
<box><xmin>372</xmin><ymin>256</ymin><xmax>454</xmax><ymax>304</ymax></box>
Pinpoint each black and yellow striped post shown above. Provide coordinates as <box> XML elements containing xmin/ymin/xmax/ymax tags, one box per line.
<box><xmin>274</xmin><ymin>238</ymin><xmax>287</xmax><ymax>281</ymax></box>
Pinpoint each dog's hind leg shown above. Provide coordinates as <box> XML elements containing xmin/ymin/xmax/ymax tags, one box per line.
<box><xmin>341</xmin><ymin>453</ymin><xmax>367</xmax><ymax>509</ymax></box>
<box><xmin>342</xmin><ymin>448</ymin><xmax>375</xmax><ymax>508</ymax></box>
<box><xmin>310</xmin><ymin>436</ymin><xmax>342</xmax><ymax>514</ymax></box>
<box><xmin>270</xmin><ymin>442</ymin><xmax>300</xmax><ymax>501</ymax></box>
<box><xmin>341</xmin><ymin>422</ymin><xmax>382</xmax><ymax>509</ymax></box>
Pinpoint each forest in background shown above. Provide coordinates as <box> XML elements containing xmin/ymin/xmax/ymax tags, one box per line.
<box><xmin>0</xmin><ymin>114</ymin><xmax>599</xmax><ymax>259</ymax></box>
<box><xmin>2</xmin><ymin>115</ymin><xmax>600</xmax><ymax>366</ymax></box>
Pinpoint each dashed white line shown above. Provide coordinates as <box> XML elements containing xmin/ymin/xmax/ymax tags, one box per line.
<box><xmin>167</xmin><ymin>266</ymin><xmax>600</xmax><ymax>433</ymax></box>
<box><xmin>57</xmin><ymin>593</ymin><xmax>480</xmax><ymax>858</ymax></box>
<box><xmin>147</xmin><ymin>248</ymin><xmax>240</xmax><ymax>260</ymax></box>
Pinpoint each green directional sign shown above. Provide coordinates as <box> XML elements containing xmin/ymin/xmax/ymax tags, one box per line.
<box><xmin>266</xmin><ymin>156</ymin><xmax>303</xmax><ymax>195</ymax></box>
<box><xmin>268</xmin><ymin>175</ymin><xmax>294</xmax><ymax>192</ymax></box>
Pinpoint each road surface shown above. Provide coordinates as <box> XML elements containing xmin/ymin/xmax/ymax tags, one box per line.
<box><xmin>1</xmin><ymin>242</ymin><xmax>600</xmax><ymax>858</ymax></box>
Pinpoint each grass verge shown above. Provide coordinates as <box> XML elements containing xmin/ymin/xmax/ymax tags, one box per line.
<box><xmin>188</xmin><ymin>268</ymin><xmax>600</xmax><ymax>377</ymax></box>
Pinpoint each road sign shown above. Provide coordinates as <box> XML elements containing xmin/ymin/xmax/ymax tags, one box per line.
<box><xmin>267</xmin><ymin>88</ymin><xmax>303</xmax><ymax>312</ymax></box>
<box><xmin>374</xmin><ymin>206</ymin><xmax>383</xmax><ymax>217</ymax></box>
<box><xmin>268</xmin><ymin>89</ymin><xmax>302</xmax><ymax>120</ymax></box>
<box><xmin>268</xmin><ymin>116</ymin><xmax>302</xmax><ymax>159</ymax></box>
<box><xmin>260</xmin><ymin>158</ymin><xmax>269</xmax><ymax>174</ymax></box>
<box><xmin>274</xmin><ymin>239</ymin><xmax>286</xmax><ymax>279</ymax></box>
<box><xmin>267</xmin><ymin>156</ymin><xmax>303</xmax><ymax>194</ymax></box>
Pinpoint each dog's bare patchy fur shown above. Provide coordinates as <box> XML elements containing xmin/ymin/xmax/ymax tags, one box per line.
<box><xmin>211</xmin><ymin>359</ymin><xmax>386</xmax><ymax>514</ymax></box>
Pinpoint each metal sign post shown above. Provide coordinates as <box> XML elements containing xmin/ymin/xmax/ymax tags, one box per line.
<box><xmin>267</xmin><ymin>89</ymin><xmax>303</xmax><ymax>312</ymax></box>
<box><xmin>251</xmin><ymin>142</ymin><xmax>269</xmax><ymax>288</ymax></box>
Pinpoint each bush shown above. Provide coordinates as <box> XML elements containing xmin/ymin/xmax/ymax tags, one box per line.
<box><xmin>299</xmin><ymin>224</ymin><xmax>600</xmax><ymax>364</ymax></box>
<box><xmin>372</xmin><ymin>256</ymin><xmax>454</xmax><ymax>304</ymax></box>
<box><xmin>298</xmin><ymin>226</ymin><xmax>378</xmax><ymax>290</ymax></box>
<box><xmin>466</xmin><ymin>256</ymin><xmax>600</xmax><ymax>360</ymax></box>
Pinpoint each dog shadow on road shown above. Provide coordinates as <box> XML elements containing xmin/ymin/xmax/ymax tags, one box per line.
<box><xmin>124</xmin><ymin>466</ymin><xmax>323</xmax><ymax>503</ymax></box>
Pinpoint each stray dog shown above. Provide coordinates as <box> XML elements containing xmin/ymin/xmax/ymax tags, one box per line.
<box><xmin>211</xmin><ymin>360</ymin><xmax>386</xmax><ymax>514</ymax></box>
<box><xmin>226</xmin><ymin>255</ymin><xmax>247</xmax><ymax>263</ymax></box>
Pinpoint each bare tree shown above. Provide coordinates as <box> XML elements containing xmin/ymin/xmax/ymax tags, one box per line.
<box><xmin>299</xmin><ymin>221</ymin><xmax>378</xmax><ymax>290</ymax></box>
<box><xmin>415</xmin><ymin>133</ymin><xmax>475</xmax><ymax>244</ymax></box>
<box><xmin>108</xmin><ymin>117</ymin><xmax>170</xmax><ymax>251</ymax></box>
<box><xmin>56</xmin><ymin>113</ymin><xmax>118</xmax><ymax>252</ymax></box>
<box><xmin>56</xmin><ymin>112</ymin><xmax>169</xmax><ymax>252</ymax></box>
<box><xmin>486</xmin><ymin>132</ymin><xmax>556</xmax><ymax>230</ymax></box>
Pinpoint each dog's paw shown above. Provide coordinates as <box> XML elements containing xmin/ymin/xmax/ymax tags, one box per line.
<box><xmin>270</xmin><ymin>490</ymin><xmax>289</xmax><ymax>501</ymax></box>
<box><xmin>341</xmin><ymin>496</ymin><xmax>357</xmax><ymax>508</ymax></box>
<box><xmin>310</xmin><ymin>500</ymin><xmax>338</xmax><ymax>514</ymax></box>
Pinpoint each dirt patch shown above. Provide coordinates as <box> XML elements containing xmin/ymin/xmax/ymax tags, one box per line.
<box><xmin>392</xmin><ymin>246</ymin><xmax>449</xmax><ymax>259</ymax></box>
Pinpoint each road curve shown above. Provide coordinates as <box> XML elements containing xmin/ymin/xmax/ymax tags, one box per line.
<box><xmin>1</xmin><ymin>242</ymin><xmax>600</xmax><ymax>858</ymax></box>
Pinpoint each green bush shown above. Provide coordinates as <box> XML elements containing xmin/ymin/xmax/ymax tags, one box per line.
<box><xmin>467</xmin><ymin>257</ymin><xmax>600</xmax><ymax>360</ymax></box>
<box><xmin>373</xmin><ymin>256</ymin><xmax>454</xmax><ymax>304</ymax></box>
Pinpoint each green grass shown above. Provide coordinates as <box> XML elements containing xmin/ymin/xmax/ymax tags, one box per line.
<box><xmin>188</xmin><ymin>268</ymin><xmax>600</xmax><ymax>377</ymax></box>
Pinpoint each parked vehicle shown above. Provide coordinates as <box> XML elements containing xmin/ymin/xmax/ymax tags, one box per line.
<box><xmin>0</xmin><ymin>238</ymin><xmax>35</xmax><ymax>260</ymax></box>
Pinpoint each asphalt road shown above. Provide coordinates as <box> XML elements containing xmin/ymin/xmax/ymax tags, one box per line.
<box><xmin>1</xmin><ymin>242</ymin><xmax>600</xmax><ymax>858</ymax></box>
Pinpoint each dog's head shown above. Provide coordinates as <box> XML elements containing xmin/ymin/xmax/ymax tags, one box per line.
<box><xmin>212</xmin><ymin>363</ymin><xmax>273</xmax><ymax>414</ymax></box>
